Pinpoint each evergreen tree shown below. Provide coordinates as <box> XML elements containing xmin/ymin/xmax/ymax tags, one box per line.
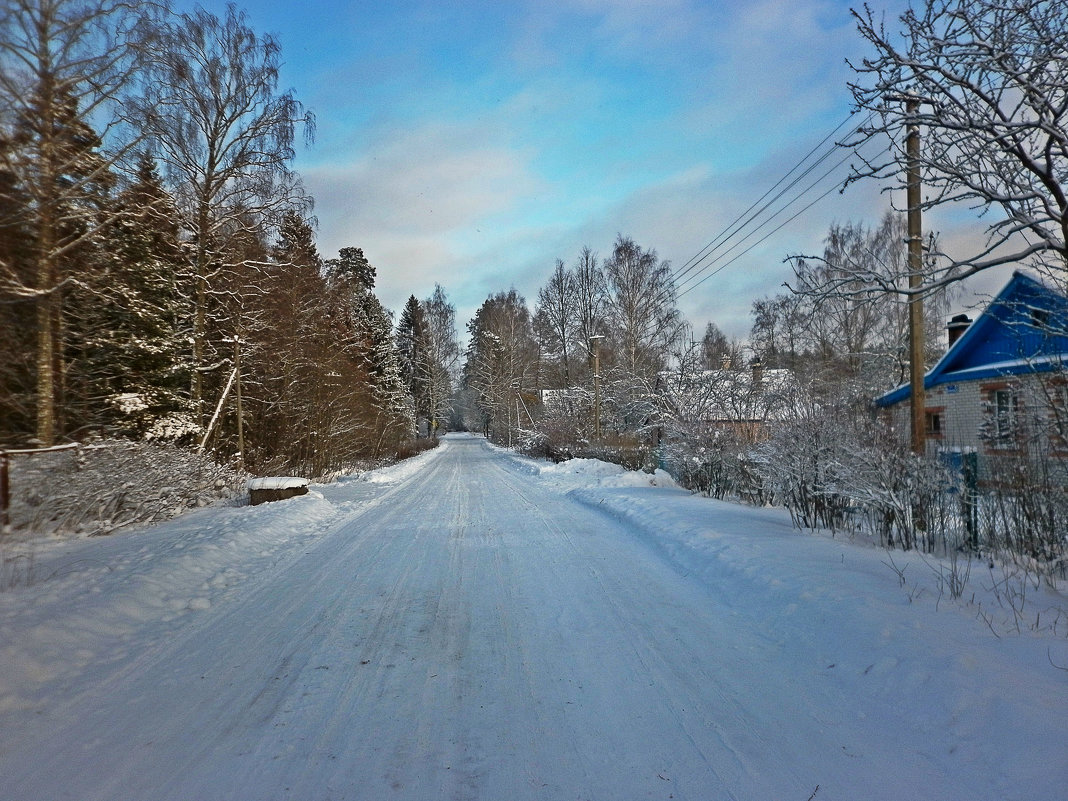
<box><xmin>0</xmin><ymin>0</ymin><xmax>151</xmax><ymax>445</ymax></box>
<box><xmin>82</xmin><ymin>152</ymin><xmax>192</xmax><ymax>439</ymax></box>
<box><xmin>0</xmin><ymin>136</ymin><xmax>37</xmax><ymax>443</ymax></box>
<box><xmin>325</xmin><ymin>246</ymin><xmax>375</xmax><ymax>290</ymax></box>
<box><xmin>348</xmin><ymin>284</ymin><xmax>415</xmax><ymax>454</ymax></box>
<box><xmin>397</xmin><ymin>295</ymin><xmax>432</xmax><ymax>431</ymax></box>
<box><xmin>328</xmin><ymin>246</ymin><xmax>415</xmax><ymax>456</ymax></box>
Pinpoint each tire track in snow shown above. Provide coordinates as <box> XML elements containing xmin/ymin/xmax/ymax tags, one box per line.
<box><xmin>490</xmin><ymin>458</ymin><xmax>811</xmax><ymax>800</ymax></box>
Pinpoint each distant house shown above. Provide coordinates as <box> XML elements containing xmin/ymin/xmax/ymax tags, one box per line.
<box><xmin>875</xmin><ymin>271</ymin><xmax>1068</xmax><ymax>482</ymax></box>
<box><xmin>659</xmin><ymin>358</ymin><xmax>800</xmax><ymax>443</ymax></box>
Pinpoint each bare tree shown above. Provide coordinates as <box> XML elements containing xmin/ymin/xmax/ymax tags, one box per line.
<box><xmin>0</xmin><ymin>0</ymin><xmax>156</xmax><ymax>444</ymax></box>
<box><xmin>572</xmin><ymin>245</ymin><xmax>606</xmax><ymax>378</ymax></box>
<box><xmin>846</xmin><ymin>0</ymin><xmax>1068</xmax><ymax>286</ymax></box>
<box><xmin>534</xmin><ymin>259</ymin><xmax>578</xmax><ymax>386</ymax></box>
<box><xmin>602</xmin><ymin>234</ymin><xmax>682</xmax><ymax>379</ymax></box>
<box><xmin>699</xmin><ymin>321</ymin><xmax>744</xmax><ymax>371</ymax></box>
<box><xmin>132</xmin><ymin>4</ymin><xmax>314</xmax><ymax>423</ymax></box>
<box><xmin>463</xmin><ymin>290</ymin><xmax>538</xmax><ymax>442</ymax></box>
<box><xmin>766</xmin><ymin>212</ymin><xmax>957</xmax><ymax>396</ymax></box>
<box><xmin>423</xmin><ymin>284</ymin><xmax>459</xmax><ymax>435</ymax></box>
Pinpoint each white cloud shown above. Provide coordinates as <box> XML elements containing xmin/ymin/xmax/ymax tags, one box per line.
<box><xmin>303</xmin><ymin>117</ymin><xmax>545</xmax><ymax>315</ymax></box>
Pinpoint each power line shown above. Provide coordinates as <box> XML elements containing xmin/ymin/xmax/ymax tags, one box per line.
<box><xmin>670</xmin><ymin>111</ymin><xmax>864</xmax><ymax>288</ymax></box>
<box><xmin>674</xmin><ymin>141</ymin><xmax>874</xmax><ymax>298</ymax></box>
<box><xmin>664</xmin><ymin>112</ymin><xmax>889</xmax><ymax>306</ymax></box>
<box><xmin>676</xmin><ymin>171</ymin><xmax>858</xmax><ymax>301</ymax></box>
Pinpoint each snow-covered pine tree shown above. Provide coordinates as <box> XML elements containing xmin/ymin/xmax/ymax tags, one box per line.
<box><xmin>15</xmin><ymin>85</ymin><xmax>116</xmax><ymax>440</ymax></box>
<box><xmin>245</xmin><ymin>209</ymin><xmax>333</xmax><ymax>473</ymax></box>
<box><xmin>328</xmin><ymin>247</ymin><xmax>415</xmax><ymax>457</ymax></box>
<box><xmin>0</xmin><ymin>0</ymin><xmax>152</xmax><ymax>445</ymax></box>
<box><xmin>81</xmin><ymin>153</ymin><xmax>193</xmax><ymax>441</ymax></box>
<box><xmin>396</xmin><ymin>295</ymin><xmax>432</xmax><ymax>432</ymax></box>
<box><xmin>0</xmin><ymin>136</ymin><xmax>37</xmax><ymax>444</ymax></box>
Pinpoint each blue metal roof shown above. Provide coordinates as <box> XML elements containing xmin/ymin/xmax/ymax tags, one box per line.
<box><xmin>875</xmin><ymin>271</ymin><xmax>1068</xmax><ymax>407</ymax></box>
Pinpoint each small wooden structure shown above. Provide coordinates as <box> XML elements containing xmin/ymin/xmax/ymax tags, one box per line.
<box><xmin>247</xmin><ymin>477</ymin><xmax>310</xmax><ymax>505</ymax></box>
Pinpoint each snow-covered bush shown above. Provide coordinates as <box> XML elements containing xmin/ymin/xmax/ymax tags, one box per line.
<box><xmin>6</xmin><ymin>440</ymin><xmax>246</xmax><ymax>537</ymax></box>
<box><xmin>750</xmin><ymin>409</ymin><xmax>957</xmax><ymax>548</ymax></box>
<box><xmin>660</xmin><ymin>431</ymin><xmax>765</xmax><ymax>502</ymax></box>
<box><xmin>749</xmin><ymin>404</ymin><xmax>855</xmax><ymax>533</ymax></box>
<box><xmin>977</xmin><ymin>456</ymin><xmax>1068</xmax><ymax>580</ymax></box>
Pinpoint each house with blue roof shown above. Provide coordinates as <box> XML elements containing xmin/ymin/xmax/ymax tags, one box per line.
<box><xmin>875</xmin><ymin>271</ymin><xmax>1068</xmax><ymax>482</ymax></box>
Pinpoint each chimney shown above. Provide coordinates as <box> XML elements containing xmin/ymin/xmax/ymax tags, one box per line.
<box><xmin>947</xmin><ymin>314</ymin><xmax>971</xmax><ymax>348</ymax></box>
<box><xmin>750</xmin><ymin>357</ymin><xmax>764</xmax><ymax>390</ymax></box>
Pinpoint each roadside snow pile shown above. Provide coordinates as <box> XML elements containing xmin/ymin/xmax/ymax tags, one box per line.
<box><xmin>550</xmin><ymin>455</ymin><xmax>1068</xmax><ymax>641</ymax></box>
<box><xmin>540</xmin><ymin>458</ymin><xmax>624</xmax><ymax>480</ymax></box>
<box><xmin>358</xmin><ymin>437</ymin><xmax>450</xmax><ymax>484</ymax></box>
<box><xmin>507</xmin><ymin>453</ymin><xmax>677</xmax><ymax>489</ymax></box>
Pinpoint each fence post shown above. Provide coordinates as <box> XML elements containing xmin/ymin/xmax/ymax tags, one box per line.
<box><xmin>1</xmin><ymin>451</ymin><xmax>9</xmax><ymax>534</ymax></box>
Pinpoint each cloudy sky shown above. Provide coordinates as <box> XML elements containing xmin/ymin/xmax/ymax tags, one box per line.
<box><xmin>178</xmin><ymin>0</ymin><xmax>999</xmax><ymax>342</ymax></box>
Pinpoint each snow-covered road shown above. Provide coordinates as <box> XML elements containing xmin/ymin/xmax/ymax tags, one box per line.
<box><xmin>0</xmin><ymin>434</ymin><xmax>1064</xmax><ymax>800</ymax></box>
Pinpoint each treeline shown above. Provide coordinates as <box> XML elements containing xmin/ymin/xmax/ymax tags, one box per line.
<box><xmin>459</xmin><ymin>219</ymin><xmax>954</xmax><ymax>455</ymax></box>
<box><xmin>0</xmin><ymin>0</ymin><xmax>458</xmax><ymax>476</ymax></box>
<box><xmin>460</xmin><ymin>235</ymin><xmax>681</xmax><ymax>447</ymax></box>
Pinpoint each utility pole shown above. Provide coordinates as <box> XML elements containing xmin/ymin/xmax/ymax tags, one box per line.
<box><xmin>905</xmin><ymin>97</ymin><xmax>926</xmax><ymax>456</ymax></box>
<box><xmin>234</xmin><ymin>336</ymin><xmax>245</xmax><ymax>469</ymax></box>
<box><xmin>590</xmin><ymin>335</ymin><xmax>604</xmax><ymax>444</ymax></box>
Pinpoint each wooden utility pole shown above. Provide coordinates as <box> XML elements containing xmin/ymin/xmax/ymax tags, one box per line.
<box><xmin>905</xmin><ymin>97</ymin><xmax>926</xmax><ymax>456</ymax></box>
<box><xmin>234</xmin><ymin>336</ymin><xmax>245</xmax><ymax>469</ymax></box>
<box><xmin>590</xmin><ymin>335</ymin><xmax>604</xmax><ymax>443</ymax></box>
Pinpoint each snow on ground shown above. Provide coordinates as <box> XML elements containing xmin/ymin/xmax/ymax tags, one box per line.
<box><xmin>0</xmin><ymin>433</ymin><xmax>1064</xmax><ymax>801</ymax></box>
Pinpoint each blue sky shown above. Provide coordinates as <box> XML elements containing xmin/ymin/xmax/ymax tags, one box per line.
<box><xmin>179</xmin><ymin>0</ymin><xmax>998</xmax><ymax>341</ymax></box>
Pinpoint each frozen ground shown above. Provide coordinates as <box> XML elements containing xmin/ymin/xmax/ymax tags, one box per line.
<box><xmin>0</xmin><ymin>433</ymin><xmax>1064</xmax><ymax>800</ymax></box>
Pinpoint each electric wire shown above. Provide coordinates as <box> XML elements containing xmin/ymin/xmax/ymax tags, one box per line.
<box><xmin>669</xmin><ymin>111</ymin><xmax>863</xmax><ymax>288</ymax></box>
<box><xmin>674</xmin><ymin>141</ymin><xmax>869</xmax><ymax>298</ymax></box>
<box><xmin>660</xmin><ymin>111</ymin><xmax>887</xmax><ymax>308</ymax></box>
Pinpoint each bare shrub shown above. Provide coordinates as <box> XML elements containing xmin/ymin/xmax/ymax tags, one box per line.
<box><xmin>6</xmin><ymin>440</ymin><xmax>245</xmax><ymax>537</ymax></box>
<box><xmin>394</xmin><ymin>437</ymin><xmax>441</xmax><ymax>461</ymax></box>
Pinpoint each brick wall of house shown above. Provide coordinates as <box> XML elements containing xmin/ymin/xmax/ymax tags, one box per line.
<box><xmin>884</xmin><ymin>374</ymin><xmax>1068</xmax><ymax>484</ymax></box>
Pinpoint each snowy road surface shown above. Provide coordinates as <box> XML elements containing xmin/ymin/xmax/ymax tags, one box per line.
<box><xmin>0</xmin><ymin>434</ymin><xmax>1064</xmax><ymax>800</ymax></box>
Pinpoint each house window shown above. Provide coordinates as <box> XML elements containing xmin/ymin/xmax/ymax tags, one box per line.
<box><xmin>925</xmin><ymin>410</ymin><xmax>943</xmax><ymax>437</ymax></box>
<box><xmin>992</xmin><ymin>388</ymin><xmax>1017</xmax><ymax>444</ymax></box>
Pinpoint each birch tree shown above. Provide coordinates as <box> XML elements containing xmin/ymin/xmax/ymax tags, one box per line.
<box><xmin>603</xmin><ymin>234</ymin><xmax>681</xmax><ymax>380</ymax></box>
<box><xmin>132</xmin><ymin>4</ymin><xmax>314</xmax><ymax>424</ymax></box>
<box><xmin>533</xmin><ymin>259</ymin><xmax>577</xmax><ymax>387</ymax></box>
<box><xmin>572</xmin><ymin>245</ymin><xmax>607</xmax><ymax>375</ymax></box>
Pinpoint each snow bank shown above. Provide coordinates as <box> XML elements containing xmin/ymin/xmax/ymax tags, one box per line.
<box><xmin>498</xmin><ymin>450</ymin><xmax>677</xmax><ymax>489</ymax></box>
<box><xmin>0</xmin><ymin>488</ymin><xmax>342</xmax><ymax>713</ymax></box>
<box><xmin>358</xmin><ymin>436</ymin><xmax>450</xmax><ymax>484</ymax></box>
